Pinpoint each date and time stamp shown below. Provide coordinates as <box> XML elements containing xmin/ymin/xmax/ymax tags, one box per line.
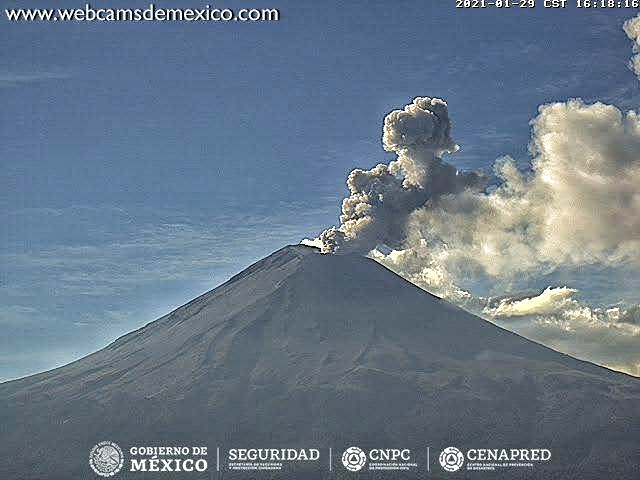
<box><xmin>456</xmin><ymin>0</ymin><xmax>640</xmax><ymax>8</ymax></box>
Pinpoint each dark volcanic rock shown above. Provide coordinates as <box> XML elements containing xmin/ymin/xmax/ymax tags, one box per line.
<box><xmin>1</xmin><ymin>245</ymin><xmax>638</xmax><ymax>479</ymax></box>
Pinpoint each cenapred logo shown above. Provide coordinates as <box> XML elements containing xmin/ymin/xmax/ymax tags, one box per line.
<box><xmin>341</xmin><ymin>446</ymin><xmax>367</xmax><ymax>472</ymax></box>
<box><xmin>89</xmin><ymin>441</ymin><xmax>124</xmax><ymax>477</ymax></box>
<box><xmin>439</xmin><ymin>446</ymin><xmax>464</xmax><ymax>472</ymax></box>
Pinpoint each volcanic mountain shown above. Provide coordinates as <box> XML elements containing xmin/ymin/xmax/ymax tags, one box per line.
<box><xmin>1</xmin><ymin>245</ymin><xmax>638</xmax><ymax>479</ymax></box>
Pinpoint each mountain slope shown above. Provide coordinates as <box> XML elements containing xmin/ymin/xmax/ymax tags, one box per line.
<box><xmin>0</xmin><ymin>245</ymin><xmax>638</xmax><ymax>479</ymax></box>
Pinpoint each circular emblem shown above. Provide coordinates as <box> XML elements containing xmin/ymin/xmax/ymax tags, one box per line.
<box><xmin>439</xmin><ymin>446</ymin><xmax>464</xmax><ymax>472</ymax></box>
<box><xmin>341</xmin><ymin>446</ymin><xmax>367</xmax><ymax>472</ymax></box>
<box><xmin>89</xmin><ymin>441</ymin><xmax>124</xmax><ymax>477</ymax></box>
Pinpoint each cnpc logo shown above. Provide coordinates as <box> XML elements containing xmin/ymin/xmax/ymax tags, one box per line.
<box><xmin>341</xmin><ymin>446</ymin><xmax>412</xmax><ymax>472</ymax></box>
<box><xmin>439</xmin><ymin>446</ymin><xmax>464</xmax><ymax>472</ymax></box>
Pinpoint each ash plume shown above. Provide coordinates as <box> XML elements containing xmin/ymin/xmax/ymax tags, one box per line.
<box><xmin>319</xmin><ymin>97</ymin><xmax>484</xmax><ymax>254</ymax></box>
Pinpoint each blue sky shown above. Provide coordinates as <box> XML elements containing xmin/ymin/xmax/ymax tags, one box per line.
<box><xmin>2</xmin><ymin>1</ymin><xmax>640</xmax><ymax>380</ymax></box>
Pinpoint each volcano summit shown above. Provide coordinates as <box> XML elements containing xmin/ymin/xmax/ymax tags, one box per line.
<box><xmin>0</xmin><ymin>245</ymin><xmax>638</xmax><ymax>479</ymax></box>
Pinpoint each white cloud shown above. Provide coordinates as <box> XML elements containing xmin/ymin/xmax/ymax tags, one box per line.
<box><xmin>484</xmin><ymin>287</ymin><xmax>578</xmax><ymax>317</ymax></box>
<box><xmin>0</xmin><ymin>70</ymin><xmax>72</xmax><ymax>88</ymax></box>
<box><xmin>624</xmin><ymin>14</ymin><xmax>640</xmax><ymax>78</ymax></box>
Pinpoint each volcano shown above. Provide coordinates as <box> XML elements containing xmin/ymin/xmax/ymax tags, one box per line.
<box><xmin>1</xmin><ymin>245</ymin><xmax>638</xmax><ymax>479</ymax></box>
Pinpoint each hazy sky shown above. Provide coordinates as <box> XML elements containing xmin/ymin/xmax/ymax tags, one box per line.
<box><xmin>2</xmin><ymin>1</ymin><xmax>640</xmax><ymax>380</ymax></box>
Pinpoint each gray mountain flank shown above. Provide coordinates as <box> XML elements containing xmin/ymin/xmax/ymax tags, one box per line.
<box><xmin>1</xmin><ymin>245</ymin><xmax>638</xmax><ymax>479</ymax></box>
